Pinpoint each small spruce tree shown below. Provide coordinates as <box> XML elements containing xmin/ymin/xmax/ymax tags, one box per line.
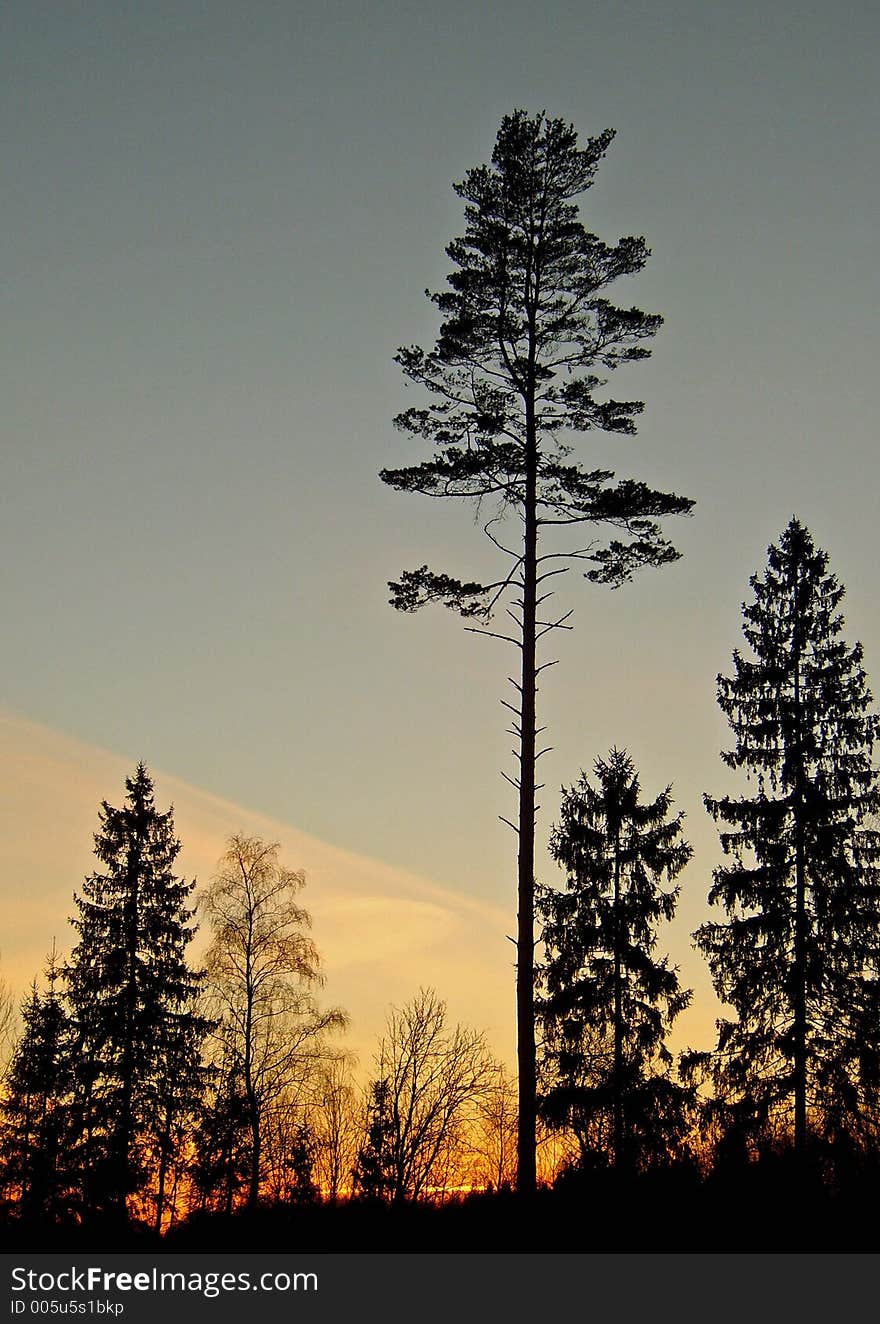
<box><xmin>352</xmin><ymin>1078</ymin><xmax>394</xmax><ymax>1203</ymax></box>
<box><xmin>0</xmin><ymin>950</ymin><xmax>72</xmax><ymax>1221</ymax></box>
<box><xmin>189</xmin><ymin>1049</ymin><xmax>251</xmax><ymax>1216</ymax></box>
<box><xmin>536</xmin><ymin>749</ymin><xmax>693</xmax><ymax>1171</ymax></box>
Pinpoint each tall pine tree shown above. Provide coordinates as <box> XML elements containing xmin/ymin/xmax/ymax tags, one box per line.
<box><xmin>536</xmin><ymin>750</ymin><xmax>693</xmax><ymax>1172</ymax></box>
<box><xmin>688</xmin><ymin>519</ymin><xmax>880</xmax><ymax>1158</ymax></box>
<box><xmin>381</xmin><ymin>110</ymin><xmax>693</xmax><ymax>1192</ymax></box>
<box><xmin>65</xmin><ymin>763</ymin><xmax>207</xmax><ymax>1216</ymax></box>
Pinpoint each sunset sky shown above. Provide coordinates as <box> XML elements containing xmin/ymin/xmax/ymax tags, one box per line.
<box><xmin>3</xmin><ymin>0</ymin><xmax>879</xmax><ymax>1073</ymax></box>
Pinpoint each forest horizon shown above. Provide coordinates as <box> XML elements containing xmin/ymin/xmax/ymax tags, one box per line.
<box><xmin>3</xmin><ymin>514</ymin><xmax>880</xmax><ymax>1246</ymax></box>
<box><xmin>4</xmin><ymin>0</ymin><xmax>880</xmax><ymax>1259</ymax></box>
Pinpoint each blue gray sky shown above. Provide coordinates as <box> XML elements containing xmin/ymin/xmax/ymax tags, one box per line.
<box><xmin>3</xmin><ymin>0</ymin><xmax>879</xmax><ymax>1063</ymax></box>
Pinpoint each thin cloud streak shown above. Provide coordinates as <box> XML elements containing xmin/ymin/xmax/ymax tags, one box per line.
<box><xmin>0</xmin><ymin>707</ymin><xmax>512</xmax><ymax>1071</ymax></box>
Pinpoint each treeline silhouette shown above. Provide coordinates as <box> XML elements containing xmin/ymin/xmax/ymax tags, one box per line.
<box><xmin>371</xmin><ymin>104</ymin><xmax>879</xmax><ymax>1233</ymax></box>
<box><xmin>2</xmin><ymin>517</ymin><xmax>880</xmax><ymax>1252</ymax></box>
<box><xmin>4</xmin><ymin>107</ymin><xmax>880</xmax><ymax>1251</ymax></box>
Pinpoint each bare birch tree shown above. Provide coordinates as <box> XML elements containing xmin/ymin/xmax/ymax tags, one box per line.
<box><xmin>199</xmin><ymin>834</ymin><xmax>347</xmax><ymax>1209</ymax></box>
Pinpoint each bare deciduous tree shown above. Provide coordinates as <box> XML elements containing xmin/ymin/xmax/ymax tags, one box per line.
<box><xmin>357</xmin><ymin>988</ymin><xmax>495</xmax><ymax>1204</ymax></box>
<box><xmin>312</xmin><ymin>1057</ymin><xmax>360</xmax><ymax>1202</ymax></box>
<box><xmin>467</xmin><ymin>1064</ymin><xmax>518</xmax><ymax>1192</ymax></box>
<box><xmin>199</xmin><ymin>834</ymin><xmax>347</xmax><ymax>1209</ymax></box>
<box><xmin>0</xmin><ymin>959</ymin><xmax>15</xmax><ymax>1072</ymax></box>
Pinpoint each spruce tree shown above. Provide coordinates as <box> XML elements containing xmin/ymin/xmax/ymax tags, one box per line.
<box><xmin>352</xmin><ymin>1078</ymin><xmax>394</xmax><ymax>1203</ymax></box>
<box><xmin>146</xmin><ymin>1001</ymin><xmax>211</xmax><ymax>1232</ymax></box>
<box><xmin>0</xmin><ymin>951</ymin><xmax>72</xmax><ymax>1221</ymax></box>
<box><xmin>190</xmin><ymin>1049</ymin><xmax>250</xmax><ymax>1215</ymax></box>
<box><xmin>381</xmin><ymin>110</ymin><xmax>693</xmax><ymax>1192</ymax></box>
<box><xmin>536</xmin><ymin>749</ymin><xmax>693</xmax><ymax>1171</ymax></box>
<box><xmin>689</xmin><ymin>519</ymin><xmax>880</xmax><ymax>1158</ymax></box>
<box><xmin>65</xmin><ymin>763</ymin><xmax>207</xmax><ymax>1216</ymax></box>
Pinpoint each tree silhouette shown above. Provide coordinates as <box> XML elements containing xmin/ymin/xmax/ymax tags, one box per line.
<box><xmin>146</xmin><ymin>997</ymin><xmax>211</xmax><ymax>1232</ymax></box>
<box><xmin>0</xmin><ymin>950</ymin><xmax>72</xmax><ymax>1222</ymax></box>
<box><xmin>278</xmin><ymin>1121</ymin><xmax>317</xmax><ymax>1204</ymax></box>
<box><xmin>469</xmin><ymin>1064</ymin><xmax>518</xmax><ymax>1192</ymax></box>
<box><xmin>189</xmin><ymin>1046</ymin><xmax>250</xmax><ymax>1216</ymax></box>
<box><xmin>312</xmin><ymin>1058</ymin><xmax>360</xmax><ymax>1202</ymax></box>
<box><xmin>0</xmin><ymin>958</ymin><xmax>14</xmax><ymax>1070</ymax></box>
<box><xmin>687</xmin><ymin>519</ymin><xmax>880</xmax><ymax>1159</ymax></box>
<box><xmin>352</xmin><ymin>1078</ymin><xmax>394</xmax><ymax>1203</ymax></box>
<box><xmin>380</xmin><ymin>109</ymin><xmax>693</xmax><ymax>1191</ymax></box>
<box><xmin>354</xmin><ymin>989</ymin><xmax>495</xmax><ymax>1204</ymax></box>
<box><xmin>199</xmin><ymin>833</ymin><xmax>347</xmax><ymax>1210</ymax></box>
<box><xmin>536</xmin><ymin>750</ymin><xmax>693</xmax><ymax>1171</ymax></box>
<box><xmin>64</xmin><ymin>763</ymin><xmax>207</xmax><ymax>1217</ymax></box>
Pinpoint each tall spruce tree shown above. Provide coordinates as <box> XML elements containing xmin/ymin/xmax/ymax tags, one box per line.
<box><xmin>536</xmin><ymin>750</ymin><xmax>693</xmax><ymax>1171</ymax></box>
<box><xmin>688</xmin><ymin>519</ymin><xmax>880</xmax><ymax>1158</ymax></box>
<box><xmin>65</xmin><ymin>763</ymin><xmax>207</xmax><ymax>1216</ymax></box>
<box><xmin>380</xmin><ymin>110</ymin><xmax>693</xmax><ymax>1192</ymax></box>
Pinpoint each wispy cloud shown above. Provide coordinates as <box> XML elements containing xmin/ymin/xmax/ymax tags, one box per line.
<box><xmin>0</xmin><ymin>707</ymin><xmax>513</xmax><ymax>1070</ymax></box>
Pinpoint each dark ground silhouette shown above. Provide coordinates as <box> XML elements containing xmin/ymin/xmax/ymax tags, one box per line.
<box><xmin>3</xmin><ymin>1159</ymin><xmax>878</xmax><ymax>1254</ymax></box>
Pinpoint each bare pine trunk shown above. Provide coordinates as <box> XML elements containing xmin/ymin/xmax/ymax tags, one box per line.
<box><xmin>516</xmin><ymin>390</ymin><xmax>538</xmax><ymax>1197</ymax></box>
<box><xmin>613</xmin><ymin>831</ymin><xmax>623</xmax><ymax>1170</ymax></box>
